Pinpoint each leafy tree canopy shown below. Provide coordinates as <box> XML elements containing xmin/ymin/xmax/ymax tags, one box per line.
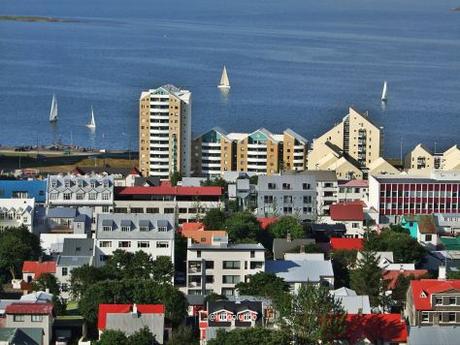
<box><xmin>331</xmin><ymin>249</ymin><xmax>358</xmax><ymax>289</ymax></box>
<box><xmin>166</xmin><ymin>325</ymin><xmax>198</xmax><ymax>345</ymax></box>
<box><xmin>208</xmin><ymin>327</ymin><xmax>290</xmax><ymax>345</ymax></box>
<box><xmin>0</xmin><ymin>226</ymin><xmax>42</xmax><ymax>280</ymax></box>
<box><xmin>32</xmin><ymin>272</ymin><xmax>60</xmax><ymax>295</ymax></box>
<box><xmin>96</xmin><ymin>330</ymin><xmax>128</xmax><ymax>345</ymax></box>
<box><xmin>236</xmin><ymin>272</ymin><xmax>288</xmax><ymax>300</ymax></box>
<box><xmin>128</xmin><ymin>327</ymin><xmax>159</xmax><ymax>345</ymax></box>
<box><xmin>203</xmin><ymin>208</ymin><xmax>226</xmax><ymax>230</ymax></box>
<box><xmin>224</xmin><ymin>212</ymin><xmax>260</xmax><ymax>242</ymax></box>
<box><xmin>268</xmin><ymin>216</ymin><xmax>304</xmax><ymax>239</ymax></box>
<box><xmin>365</xmin><ymin>227</ymin><xmax>426</xmax><ymax>264</ymax></box>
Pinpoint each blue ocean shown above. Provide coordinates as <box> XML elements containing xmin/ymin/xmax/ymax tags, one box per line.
<box><xmin>0</xmin><ymin>0</ymin><xmax>459</xmax><ymax>156</ymax></box>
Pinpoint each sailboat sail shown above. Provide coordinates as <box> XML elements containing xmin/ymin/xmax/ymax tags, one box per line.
<box><xmin>218</xmin><ymin>66</ymin><xmax>230</xmax><ymax>89</ymax></box>
<box><xmin>49</xmin><ymin>94</ymin><xmax>58</xmax><ymax>122</ymax></box>
<box><xmin>86</xmin><ymin>106</ymin><xmax>96</xmax><ymax>129</ymax></box>
<box><xmin>381</xmin><ymin>81</ymin><xmax>388</xmax><ymax>102</ymax></box>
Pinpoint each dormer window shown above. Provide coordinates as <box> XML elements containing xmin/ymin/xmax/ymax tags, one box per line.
<box><xmin>121</xmin><ymin>225</ymin><xmax>131</xmax><ymax>232</ymax></box>
<box><xmin>103</xmin><ymin>226</ymin><xmax>112</xmax><ymax>231</ymax></box>
<box><xmin>140</xmin><ymin>226</ymin><xmax>149</xmax><ymax>232</ymax></box>
<box><xmin>77</xmin><ymin>180</ymin><xmax>85</xmax><ymax>188</ymax></box>
<box><xmin>89</xmin><ymin>192</ymin><xmax>97</xmax><ymax>200</ymax></box>
<box><xmin>90</xmin><ymin>180</ymin><xmax>97</xmax><ymax>188</ymax></box>
<box><xmin>420</xmin><ymin>291</ymin><xmax>427</xmax><ymax>299</ymax></box>
<box><xmin>103</xmin><ymin>180</ymin><xmax>110</xmax><ymax>188</ymax></box>
<box><xmin>64</xmin><ymin>180</ymin><xmax>71</xmax><ymax>188</ymax></box>
<box><xmin>158</xmin><ymin>226</ymin><xmax>168</xmax><ymax>232</ymax></box>
<box><xmin>51</xmin><ymin>180</ymin><xmax>57</xmax><ymax>188</ymax></box>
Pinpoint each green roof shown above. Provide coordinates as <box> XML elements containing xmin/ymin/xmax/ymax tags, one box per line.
<box><xmin>440</xmin><ymin>237</ymin><xmax>460</xmax><ymax>251</ymax></box>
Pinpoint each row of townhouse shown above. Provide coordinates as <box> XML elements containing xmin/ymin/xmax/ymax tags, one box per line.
<box><xmin>191</xmin><ymin>127</ymin><xmax>308</xmax><ymax>177</ymax></box>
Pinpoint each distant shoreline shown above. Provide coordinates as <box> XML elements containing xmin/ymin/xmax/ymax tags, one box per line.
<box><xmin>451</xmin><ymin>7</ymin><xmax>460</xmax><ymax>12</ymax></box>
<box><xmin>0</xmin><ymin>15</ymin><xmax>78</xmax><ymax>23</ymax></box>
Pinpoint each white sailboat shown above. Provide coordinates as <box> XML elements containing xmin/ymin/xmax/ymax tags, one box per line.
<box><xmin>49</xmin><ymin>94</ymin><xmax>58</xmax><ymax>123</ymax></box>
<box><xmin>381</xmin><ymin>81</ymin><xmax>388</xmax><ymax>102</ymax></box>
<box><xmin>86</xmin><ymin>106</ymin><xmax>96</xmax><ymax>129</ymax></box>
<box><xmin>218</xmin><ymin>65</ymin><xmax>230</xmax><ymax>89</ymax></box>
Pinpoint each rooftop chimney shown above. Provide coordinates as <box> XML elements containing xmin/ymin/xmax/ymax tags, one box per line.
<box><xmin>438</xmin><ymin>265</ymin><xmax>446</xmax><ymax>280</ymax></box>
<box><xmin>131</xmin><ymin>303</ymin><xmax>139</xmax><ymax>318</ymax></box>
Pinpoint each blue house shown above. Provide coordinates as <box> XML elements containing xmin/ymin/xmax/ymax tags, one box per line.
<box><xmin>0</xmin><ymin>180</ymin><xmax>47</xmax><ymax>203</ymax></box>
<box><xmin>400</xmin><ymin>214</ymin><xmax>438</xmax><ymax>249</ymax></box>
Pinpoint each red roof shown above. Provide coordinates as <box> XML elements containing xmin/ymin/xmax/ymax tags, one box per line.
<box><xmin>383</xmin><ymin>269</ymin><xmax>429</xmax><ymax>290</ymax></box>
<box><xmin>330</xmin><ymin>238</ymin><xmax>363</xmax><ymax>251</ymax></box>
<box><xmin>115</xmin><ymin>183</ymin><xmax>223</xmax><ymax>197</ymax></box>
<box><xmin>257</xmin><ymin>217</ymin><xmax>278</xmax><ymax>230</ymax></box>
<box><xmin>344</xmin><ymin>314</ymin><xmax>407</xmax><ymax>343</ymax></box>
<box><xmin>339</xmin><ymin>179</ymin><xmax>369</xmax><ymax>188</ymax></box>
<box><xmin>179</xmin><ymin>222</ymin><xmax>205</xmax><ymax>233</ymax></box>
<box><xmin>98</xmin><ymin>304</ymin><xmax>165</xmax><ymax>330</ymax></box>
<box><xmin>410</xmin><ymin>279</ymin><xmax>460</xmax><ymax>311</ymax></box>
<box><xmin>330</xmin><ymin>202</ymin><xmax>364</xmax><ymax>221</ymax></box>
<box><xmin>6</xmin><ymin>303</ymin><xmax>53</xmax><ymax>315</ymax></box>
<box><xmin>22</xmin><ymin>261</ymin><xmax>56</xmax><ymax>278</ymax></box>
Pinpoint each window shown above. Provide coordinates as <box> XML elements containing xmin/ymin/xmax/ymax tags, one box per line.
<box><xmin>448</xmin><ymin>312</ymin><xmax>456</xmax><ymax>322</ymax></box>
<box><xmin>283</xmin><ymin>207</ymin><xmax>293</xmax><ymax>213</ymax></box>
<box><xmin>283</xmin><ymin>196</ymin><xmax>292</xmax><ymax>203</ymax></box>
<box><xmin>250</xmin><ymin>250</ymin><xmax>255</xmax><ymax>258</ymax></box>
<box><xmin>146</xmin><ymin>207</ymin><xmax>159</xmax><ymax>213</ymax></box>
<box><xmin>197</xmin><ymin>250</ymin><xmax>201</xmax><ymax>258</ymax></box>
<box><xmin>62</xmin><ymin>267</ymin><xmax>68</xmax><ymax>276</ymax></box>
<box><xmin>164</xmin><ymin>208</ymin><xmax>175</xmax><ymax>214</ymax></box>
<box><xmin>76</xmin><ymin>193</ymin><xmax>84</xmax><ymax>200</ymax></box>
<box><xmin>425</xmin><ymin>234</ymin><xmax>432</xmax><ymax>242</ymax></box>
<box><xmin>63</xmin><ymin>193</ymin><xmax>72</xmax><ymax>200</ymax></box>
<box><xmin>130</xmin><ymin>207</ymin><xmax>143</xmax><ymax>214</ymax></box>
<box><xmin>90</xmin><ymin>180</ymin><xmax>97</xmax><ymax>188</ymax></box>
<box><xmin>13</xmin><ymin>315</ymin><xmax>25</xmax><ymax>322</ymax></box>
<box><xmin>156</xmin><ymin>241</ymin><xmax>169</xmax><ymax>248</ymax></box>
<box><xmin>51</xmin><ymin>180</ymin><xmax>57</xmax><ymax>188</ymax></box>
<box><xmin>118</xmin><ymin>241</ymin><xmax>131</xmax><ymax>248</ymax></box>
<box><xmin>352</xmin><ymin>223</ymin><xmax>360</xmax><ymax>228</ymax></box>
<box><xmin>138</xmin><ymin>241</ymin><xmax>150</xmax><ymax>248</ymax></box>
<box><xmin>268</xmin><ymin>183</ymin><xmax>276</xmax><ymax>190</ymax></box>
<box><xmin>302</xmin><ymin>183</ymin><xmax>311</xmax><ymax>190</ymax></box>
<box><xmin>140</xmin><ymin>226</ymin><xmax>149</xmax><ymax>232</ymax></box>
<box><xmin>102</xmin><ymin>206</ymin><xmax>109</xmax><ymax>213</ymax></box>
<box><xmin>223</xmin><ymin>275</ymin><xmax>240</xmax><ymax>284</ymax></box>
<box><xmin>222</xmin><ymin>288</ymin><xmax>234</xmax><ymax>296</ymax></box>
<box><xmin>205</xmin><ymin>261</ymin><xmax>214</xmax><ymax>269</ymax></box>
<box><xmin>89</xmin><ymin>193</ymin><xmax>97</xmax><ymax>200</ymax></box>
<box><xmin>99</xmin><ymin>255</ymin><xmax>108</xmax><ymax>262</ymax></box>
<box><xmin>64</xmin><ymin>180</ymin><xmax>71</xmax><ymax>188</ymax></box>
<box><xmin>102</xmin><ymin>226</ymin><xmax>112</xmax><ymax>232</ymax></box>
<box><xmin>77</xmin><ymin>180</ymin><xmax>85</xmax><ymax>188</ymax></box>
<box><xmin>102</xmin><ymin>193</ymin><xmax>111</xmax><ymax>200</ymax></box>
<box><xmin>121</xmin><ymin>226</ymin><xmax>131</xmax><ymax>232</ymax></box>
<box><xmin>205</xmin><ymin>275</ymin><xmax>214</xmax><ymax>284</ymax></box>
<box><xmin>421</xmin><ymin>312</ymin><xmax>429</xmax><ymax>322</ymax></box>
<box><xmin>250</xmin><ymin>261</ymin><xmax>264</xmax><ymax>269</ymax></box>
<box><xmin>449</xmin><ymin>297</ymin><xmax>456</xmax><ymax>305</ymax></box>
<box><xmin>435</xmin><ymin>297</ymin><xmax>443</xmax><ymax>305</ymax></box>
<box><xmin>50</xmin><ymin>193</ymin><xmax>58</xmax><ymax>200</ymax></box>
<box><xmin>100</xmin><ymin>241</ymin><xmax>112</xmax><ymax>248</ymax></box>
<box><xmin>223</xmin><ymin>261</ymin><xmax>240</xmax><ymax>269</ymax></box>
<box><xmin>61</xmin><ymin>283</ymin><xmax>68</xmax><ymax>292</ymax></box>
<box><xmin>282</xmin><ymin>183</ymin><xmax>291</xmax><ymax>190</ymax></box>
<box><xmin>303</xmin><ymin>196</ymin><xmax>312</xmax><ymax>203</ymax></box>
<box><xmin>264</xmin><ymin>195</ymin><xmax>273</xmax><ymax>203</ymax></box>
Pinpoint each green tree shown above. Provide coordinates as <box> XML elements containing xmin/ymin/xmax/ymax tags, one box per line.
<box><xmin>350</xmin><ymin>248</ymin><xmax>385</xmax><ymax>307</ymax></box>
<box><xmin>331</xmin><ymin>249</ymin><xmax>358</xmax><ymax>288</ymax></box>
<box><xmin>203</xmin><ymin>208</ymin><xmax>226</xmax><ymax>229</ymax></box>
<box><xmin>96</xmin><ymin>330</ymin><xmax>127</xmax><ymax>345</ymax></box>
<box><xmin>151</xmin><ymin>256</ymin><xmax>174</xmax><ymax>284</ymax></box>
<box><xmin>268</xmin><ymin>216</ymin><xmax>304</xmax><ymax>239</ymax></box>
<box><xmin>390</xmin><ymin>274</ymin><xmax>411</xmax><ymax>306</ymax></box>
<box><xmin>32</xmin><ymin>273</ymin><xmax>60</xmax><ymax>295</ymax></box>
<box><xmin>286</xmin><ymin>284</ymin><xmax>346</xmax><ymax>345</ymax></box>
<box><xmin>70</xmin><ymin>264</ymin><xmax>107</xmax><ymax>299</ymax></box>
<box><xmin>170</xmin><ymin>172</ymin><xmax>182</xmax><ymax>186</ymax></box>
<box><xmin>128</xmin><ymin>327</ymin><xmax>158</xmax><ymax>345</ymax></box>
<box><xmin>208</xmin><ymin>328</ymin><xmax>289</xmax><ymax>345</ymax></box>
<box><xmin>201</xmin><ymin>177</ymin><xmax>227</xmax><ymax>188</ymax></box>
<box><xmin>52</xmin><ymin>295</ymin><xmax>67</xmax><ymax>316</ymax></box>
<box><xmin>0</xmin><ymin>226</ymin><xmax>42</xmax><ymax>280</ymax></box>
<box><xmin>365</xmin><ymin>228</ymin><xmax>426</xmax><ymax>263</ymax></box>
<box><xmin>174</xmin><ymin>233</ymin><xmax>187</xmax><ymax>273</ymax></box>
<box><xmin>167</xmin><ymin>325</ymin><xmax>198</xmax><ymax>345</ymax></box>
<box><xmin>224</xmin><ymin>212</ymin><xmax>260</xmax><ymax>242</ymax></box>
<box><xmin>447</xmin><ymin>270</ymin><xmax>460</xmax><ymax>279</ymax></box>
<box><xmin>236</xmin><ymin>272</ymin><xmax>288</xmax><ymax>300</ymax></box>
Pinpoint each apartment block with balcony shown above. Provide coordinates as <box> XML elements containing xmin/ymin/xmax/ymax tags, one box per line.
<box><xmin>256</xmin><ymin>173</ymin><xmax>316</xmax><ymax>221</ymax></box>
<box><xmin>113</xmin><ymin>182</ymin><xmax>223</xmax><ymax>224</ymax></box>
<box><xmin>405</xmin><ymin>144</ymin><xmax>460</xmax><ymax>174</ymax></box>
<box><xmin>95</xmin><ymin>213</ymin><xmax>175</xmax><ymax>267</ymax></box>
<box><xmin>186</xmin><ymin>237</ymin><xmax>265</xmax><ymax>296</ymax></box>
<box><xmin>369</xmin><ymin>171</ymin><xmax>460</xmax><ymax>224</ymax></box>
<box><xmin>405</xmin><ymin>279</ymin><xmax>460</xmax><ymax>327</ymax></box>
<box><xmin>139</xmin><ymin>84</ymin><xmax>192</xmax><ymax>178</ymax></box>
<box><xmin>192</xmin><ymin>128</ymin><xmax>235</xmax><ymax>178</ymax></box>
<box><xmin>308</xmin><ymin>106</ymin><xmax>383</xmax><ymax>170</ymax></box>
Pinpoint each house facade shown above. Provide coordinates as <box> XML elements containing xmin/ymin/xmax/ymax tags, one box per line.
<box><xmin>186</xmin><ymin>237</ymin><xmax>265</xmax><ymax>296</ymax></box>
<box><xmin>0</xmin><ymin>198</ymin><xmax>35</xmax><ymax>232</ymax></box>
<box><xmin>95</xmin><ymin>214</ymin><xmax>175</xmax><ymax>266</ymax></box>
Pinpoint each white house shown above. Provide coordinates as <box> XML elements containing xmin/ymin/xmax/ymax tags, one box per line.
<box><xmin>0</xmin><ymin>198</ymin><xmax>35</xmax><ymax>232</ymax></box>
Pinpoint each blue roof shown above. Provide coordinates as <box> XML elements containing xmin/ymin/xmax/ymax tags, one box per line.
<box><xmin>0</xmin><ymin>180</ymin><xmax>47</xmax><ymax>203</ymax></box>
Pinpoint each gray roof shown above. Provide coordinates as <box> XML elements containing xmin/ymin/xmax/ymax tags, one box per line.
<box><xmin>106</xmin><ymin>313</ymin><xmax>164</xmax><ymax>342</ymax></box>
<box><xmin>331</xmin><ymin>288</ymin><xmax>371</xmax><ymax>314</ymax></box>
<box><xmin>62</xmin><ymin>238</ymin><xmax>94</xmax><ymax>256</ymax></box>
<box><xmin>408</xmin><ymin>326</ymin><xmax>460</xmax><ymax>345</ymax></box>
<box><xmin>96</xmin><ymin>214</ymin><xmax>175</xmax><ymax>240</ymax></box>
<box><xmin>48</xmin><ymin>174</ymin><xmax>113</xmax><ymax>192</ymax></box>
<box><xmin>284</xmin><ymin>128</ymin><xmax>308</xmax><ymax>144</ymax></box>
<box><xmin>186</xmin><ymin>294</ymin><xmax>206</xmax><ymax>306</ymax></box>
<box><xmin>47</xmin><ymin>207</ymin><xmax>77</xmax><ymax>218</ymax></box>
<box><xmin>188</xmin><ymin>242</ymin><xmax>265</xmax><ymax>251</ymax></box>
<box><xmin>298</xmin><ymin>170</ymin><xmax>338</xmax><ymax>181</ymax></box>
<box><xmin>0</xmin><ymin>328</ymin><xmax>43</xmax><ymax>345</ymax></box>
<box><xmin>272</xmin><ymin>238</ymin><xmax>316</xmax><ymax>260</ymax></box>
<box><xmin>74</xmin><ymin>214</ymin><xmax>88</xmax><ymax>222</ymax></box>
<box><xmin>57</xmin><ymin>255</ymin><xmax>92</xmax><ymax>267</ymax></box>
<box><xmin>265</xmin><ymin>259</ymin><xmax>334</xmax><ymax>283</ymax></box>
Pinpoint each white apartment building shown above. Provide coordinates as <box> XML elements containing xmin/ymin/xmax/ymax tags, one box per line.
<box><xmin>139</xmin><ymin>84</ymin><xmax>192</xmax><ymax>178</ymax></box>
<box><xmin>0</xmin><ymin>198</ymin><xmax>35</xmax><ymax>232</ymax></box>
<box><xmin>113</xmin><ymin>183</ymin><xmax>223</xmax><ymax>224</ymax></box>
<box><xmin>95</xmin><ymin>213</ymin><xmax>175</xmax><ymax>266</ymax></box>
<box><xmin>46</xmin><ymin>174</ymin><xmax>114</xmax><ymax>214</ymax></box>
<box><xmin>186</xmin><ymin>237</ymin><xmax>265</xmax><ymax>296</ymax></box>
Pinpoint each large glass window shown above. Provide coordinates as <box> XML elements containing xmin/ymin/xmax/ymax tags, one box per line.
<box><xmin>223</xmin><ymin>261</ymin><xmax>240</xmax><ymax>269</ymax></box>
